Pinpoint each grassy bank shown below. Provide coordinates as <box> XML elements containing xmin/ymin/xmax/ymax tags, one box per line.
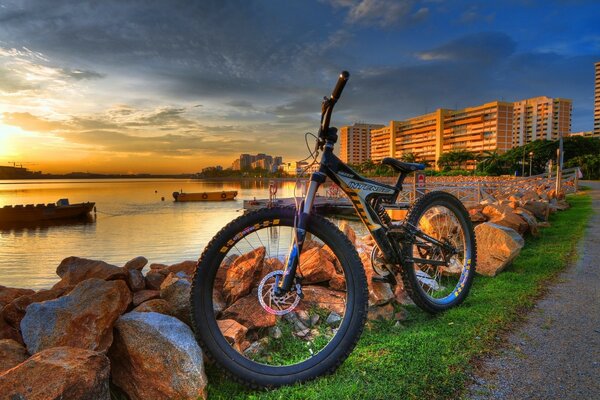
<box><xmin>207</xmin><ymin>194</ymin><xmax>593</xmax><ymax>400</ymax></box>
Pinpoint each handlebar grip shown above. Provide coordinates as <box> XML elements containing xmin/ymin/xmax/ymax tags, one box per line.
<box><xmin>330</xmin><ymin>71</ymin><xmax>350</xmax><ymax>101</ymax></box>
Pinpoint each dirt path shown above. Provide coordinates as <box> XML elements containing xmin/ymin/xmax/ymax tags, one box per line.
<box><xmin>468</xmin><ymin>181</ymin><xmax>600</xmax><ymax>400</ymax></box>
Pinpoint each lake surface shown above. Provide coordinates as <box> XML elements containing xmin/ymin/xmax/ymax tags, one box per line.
<box><xmin>0</xmin><ymin>178</ymin><xmax>357</xmax><ymax>290</ymax></box>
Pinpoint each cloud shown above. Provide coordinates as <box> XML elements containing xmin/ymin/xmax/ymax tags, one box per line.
<box><xmin>325</xmin><ymin>0</ymin><xmax>429</xmax><ymax>27</ymax></box>
<box><xmin>416</xmin><ymin>32</ymin><xmax>516</xmax><ymax>63</ymax></box>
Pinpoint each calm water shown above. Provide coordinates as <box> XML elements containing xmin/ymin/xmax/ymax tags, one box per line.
<box><xmin>0</xmin><ymin>178</ymin><xmax>340</xmax><ymax>290</ymax></box>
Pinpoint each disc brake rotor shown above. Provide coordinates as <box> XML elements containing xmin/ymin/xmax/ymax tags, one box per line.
<box><xmin>257</xmin><ymin>270</ymin><xmax>302</xmax><ymax>315</ymax></box>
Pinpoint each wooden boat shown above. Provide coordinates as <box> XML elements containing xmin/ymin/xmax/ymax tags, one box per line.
<box><xmin>0</xmin><ymin>199</ymin><xmax>95</xmax><ymax>224</ymax></box>
<box><xmin>172</xmin><ymin>190</ymin><xmax>238</xmax><ymax>202</ymax></box>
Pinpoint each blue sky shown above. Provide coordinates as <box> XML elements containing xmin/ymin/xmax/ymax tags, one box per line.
<box><xmin>0</xmin><ymin>0</ymin><xmax>599</xmax><ymax>173</ymax></box>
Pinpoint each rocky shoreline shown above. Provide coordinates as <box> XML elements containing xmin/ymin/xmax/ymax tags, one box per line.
<box><xmin>0</xmin><ymin>182</ymin><xmax>571</xmax><ymax>400</ymax></box>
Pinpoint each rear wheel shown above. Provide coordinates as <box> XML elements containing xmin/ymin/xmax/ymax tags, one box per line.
<box><xmin>400</xmin><ymin>191</ymin><xmax>477</xmax><ymax>313</ymax></box>
<box><xmin>190</xmin><ymin>207</ymin><xmax>368</xmax><ymax>388</ymax></box>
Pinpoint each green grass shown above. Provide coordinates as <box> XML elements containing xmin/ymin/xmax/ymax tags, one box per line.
<box><xmin>206</xmin><ymin>194</ymin><xmax>593</xmax><ymax>400</ymax></box>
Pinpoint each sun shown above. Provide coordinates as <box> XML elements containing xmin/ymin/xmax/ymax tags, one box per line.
<box><xmin>0</xmin><ymin>122</ymin><xmax>21</xmax><ymax>160</ymax></box>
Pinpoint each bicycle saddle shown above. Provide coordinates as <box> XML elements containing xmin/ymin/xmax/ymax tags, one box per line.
<box><xmin>381</xmin><ymin>157</ymin><xmax>425</xmax><ymax>173</ymax></box>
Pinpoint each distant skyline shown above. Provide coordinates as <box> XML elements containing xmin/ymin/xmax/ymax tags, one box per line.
<box><xmin>1</xmin><ymin>0</ymin><xmax>600</xmax><ymax>174</ymax></box>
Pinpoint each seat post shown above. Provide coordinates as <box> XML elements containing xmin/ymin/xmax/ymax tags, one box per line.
<box><xmin>394</xmin><ymin>172</ymin><xmax>408</xmax><ymax>191</ymax></box>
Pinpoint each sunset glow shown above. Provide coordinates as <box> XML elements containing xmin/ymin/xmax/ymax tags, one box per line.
<box><xmin>1</xmin><ymin>1</ymin><xmax>599</xmax><ymax>174</ymax></box>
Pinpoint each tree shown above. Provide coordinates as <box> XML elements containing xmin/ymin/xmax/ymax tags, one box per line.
<box><xmin>400</xmin><ymin>152</ymin><xmax>417</xmax><ymax>163</ymax></box>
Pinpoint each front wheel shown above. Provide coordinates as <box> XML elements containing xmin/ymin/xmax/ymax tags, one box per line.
<box><xmin>190</xmin><ymin>207</ymin><xmax>368</xmax><ymax>388</ymax></box>
<box><xmin>400</xmin><ymin>191</ymin><xmax>477</xmax><ymax>313</ymax></box>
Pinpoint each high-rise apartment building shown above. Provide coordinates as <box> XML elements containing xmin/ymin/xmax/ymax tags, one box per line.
<box><xmin>339</xmin><ymin>123</ymin><xmax>384</xmax><ymax>164</ymax></box>
<box><xmin>595</xmin><ymin>62</ymin><xmax>600</xmax><ymax>136</ymax></box>
<box><xmin>512</xmin><ymin>96</ymin><xmax>572</xmax><ymax>146</ymax></box>
<box><xmin>232</xmin><ymin>153</ymin><xmax>282</xmax><ymax>171</ymax></box>
<box><xmin>370</xmin><ymin>101</ymin><xmax>513</xmax><ymax>169</ymax></box>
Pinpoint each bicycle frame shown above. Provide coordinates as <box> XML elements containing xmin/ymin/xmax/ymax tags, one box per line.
<box><xmin>276</xmin><ymin>72</ymin><xmax>452</xmax><ymax>295</ymax></box>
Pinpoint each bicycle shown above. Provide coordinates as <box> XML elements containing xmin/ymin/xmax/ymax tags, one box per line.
<box><xmin>190</xmin><ymin>71</ymin><xmax>477</xmax><ymax>388</ymax></box>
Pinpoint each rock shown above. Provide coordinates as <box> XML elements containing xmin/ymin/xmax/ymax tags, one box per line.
<box><xmin>269</xmin><ymin>325</ymin><xmax>282</xmax><ymax>339</ymax></box>
<box><xmin>329</xmin><ymin>273</ymin><xmax>346</xmax><ymax>291</ymax></box>
<box><xmin>298</xmin><ymin>247</ymin><xmax>337</xmax><ymax>284</ymax></box>
<box><xmin>221</xmin><ymin>291</ymin><xmax>277</xmax><ymax>330</ymax></box>
<box><xmin>132</xmin><ymin>289</ymin><xmax>160</xmax><ymax>307</ymax></box>
<box><xmin>299</xmin><ymin>286</ymin><xmax>347</xmax><ymax>316</ymax></box>
<box><xmin>522</xmin><ymin>200</ymin><xmax>550</xmax><ymax>221</ymax></box>
<box><xmin>145</xmin><ymin>270</ymin><xmax>166</xmax><ymax>290</ymax></box>
<box><xmin>2</xmin><ymin>287</ymin><xmax>69</xmax><ymax>329</ymax></box>
<box><xmin>339</xmin><ymin>220</ymin><xmax>356</xmax><ymax>245</ymax></box>
<box><xmin>0</xmin><ymin>315</ymin><xmax>22</xmax><ymax>344</ymax></box>
<box><xmin>123</xmin><ymin>256</ymin><xmax>148</xmax><ymax>271</ymax></box>
<box><xmin>394</xmin><ymin>308</ymin><xmax>409</xmax><ymax>321</ymax></box>
<box><xmin>326</xmin><ymin>312</ymin><xmax>342</xmax><ymax>327</ymax></box>
<box><xmin>0</xmin><ymin>286</ymin><xmax>35</xmax><ymax>310</ymax></box>
<box><xmin>222</xmin><ymin>247</ymin><xmax>266</xmax><ymax>304</ymax></box>
<box><xmin>475</xmin><ymin>223</ymin><xmax>525</xmax><ymax>276</ymax></box>
<box><xmin>53</xmin><ymin>257</ymin><xmax>128</xmax><ymax>289</ymax></box>
<box><xmin>148</xmin><ymin>262</ymin><xmax>168</xmax><ymax>270</ymax></box>
<box><xmin>127</xmin><ymin>269</ymin><xmax>146</xmax><ymax>292</ymax></box>
<box><xmin>21</xmin><ymin>278</ymin><xmax>131</xmax><ymax>354</ymax></box>
<box><xmin>482</xmin><ymin>204</ymin><xmax>528</xmax><ymax>234</ymax></box>
<box><xmin>217</xmin><ymin>319</ymin><xmax>248</xmax><ymax>352</ymax></box>
<box><xmin>394</xmin><ymin>276</ymin><xmax>414</xmax><ymax>305</ymax></box>
<box><xmin>520</xmin><ymin>190</ymin><xmax>540</xmax><ymax>202</ymax></box>
<box><xmin>213</xmin><ymin>290</ymin><xmax>226</xmax><ymax>316</ymax></box>
<box><xmin>360</xmin><ymin>252</ymin><xmax>395</xmax><ymax>306</ymax></box>
<box><xmin>551</xmin><ymin>199</ymin><xmax>570</xmax><ymax>211</ymax></box>
<box><xmin>0</xmin><ymin>339</ymin><xmax>28</xmax><ymax>374</ymax></box>
<box><xmin>469</xmin><ymin>209</ymin><xmax>487</xmax><ymax>222</ymax></box>
<box><xmin>367</xmin><ymin>303</ymin><xmax>395</xmax><ymax>321</ymax></box>
<box><xmin>514</xmin><ymin>207</ymin><xmax>539</xmax><ymax>236</ymax></box>
<box><xmin>0</xmin><ymin>346</ymin><xmax>110</xmax><ymax>400</ymax></box>
<box><xmin>165</xmin><ymin>260</ymin><xmax>197</xmax><ymax>278</ymax></box>
<box><xmin>133</xmin><ymin>299</ymin><xmax>174</xmax><ymax>315</ymax></box>
<box><xmin>160</xmin><ymin>272</ymin><xmax>192</xmax><ymax>325</ymax></box>
<box><xmin>109</xmin><ymin>312</ymin><xmax>207</xmax><ymax>400</ymax></box>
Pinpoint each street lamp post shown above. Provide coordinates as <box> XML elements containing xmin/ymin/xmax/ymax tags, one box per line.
<box><xmin>529</xmin><ymin>151</ymin><xmax>534</xmax><ymax>176</ymax></box>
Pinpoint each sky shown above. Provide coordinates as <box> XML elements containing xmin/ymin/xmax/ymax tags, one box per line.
<box><xmin>0</xmin><ymin>0</ymin><xmax>599</xmax><ymax>174</ymax></box>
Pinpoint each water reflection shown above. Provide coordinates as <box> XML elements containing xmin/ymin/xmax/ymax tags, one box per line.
<box><xmin>0</xmin><ymin>178</ymin><xmax>325</xmax><ymax>289</ymax></box>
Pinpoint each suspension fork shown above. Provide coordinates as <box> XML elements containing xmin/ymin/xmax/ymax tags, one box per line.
<box><xmin>275</xmin><ymin>172</ymin><xmax>325</xmax><ymax>296</ymax></box>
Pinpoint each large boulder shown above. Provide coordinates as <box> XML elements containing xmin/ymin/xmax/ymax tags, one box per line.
<box><xmin>0</xmin><ymin>346</ymin><xmax>110</xmax><ymax>400</ymax></box>
<box><xmin>514</xmin><ymin>207</ymin><xmax>539</xmax><ymax>236</ymax></box>
<box><xmin>475</xmin><ymin>223</ymin><xmax>525</xmax><ymax>276</ymax></box>
<box><xmin>53</xmin><ymin>257</ymin><xmax>128</xmax><ymax>289</ymax></box>
<box><xmin>0</xmin><ymin>285</ymin><xmax>34</xmax><ymax>309</ymax></box>
<box><xmin>298</xmin><ymin>286</ymin><xmax>347</xmax><ymax>316</ymax></box>
<box><xmin>221</xmin><ymin>290</ymin><xmax>277</xmax><ymax>330</ymax></box>
<box><xmin>109</xmin><ymin>312</ymin><xmax>207</xmax><ymax>400</ymax></box>
<box><xmin>123</xmin><ymin>256</ymin><xmax>148</xmax><ymax>271</ymax></box>
<box><xmin>522</xmin><ymin>200</ymin><xmax>550</xmax><ymax>221</ymax></box>
<box><xmin>133</xmin><ymin>299</ymin><xmax>174</xmax><ymax>315</ymax></box>
<box><xmin>2</xmin><ymin>286</ymin><xmax>70</xmax><ymax>329</ymax></box>
<box><xmin>132</xmin><ymin>289</ymin><xmax>161</xmax><ymax>307</ymax></box>
<box><xmin>339</xmin><ymin>221</ymin><xmax>357</xmax><ymax>245</ymax></box>
<box><xmin>217</xmin><ymin>319</ymin><xmax>248</xmax><ymax>352</ymax></box>
<box><xmin>0</xmin><ymin>339</ymin><xmax>28</xmax><ymax>373</ymax></box>
<box><xmin>21</xmin><ymin>278</ymin><xmax>131</xmax><ymax>354</ymax></box>
<box><xmin>126</xmin><ymin>269</ymin><xmax>146</xmax><ymax>292</ymax></box>
<box><xmin>164</xmin><ymin>260</ymin><xmax>197</xmax><ymax>277</ymax></box>
<box><xmin>160</xmin><ymin>272</ymin><xmax>192</xmax><ymax>325</ymax></box>
<box><xmin>482</xmin><ymin>204</ymin><xmax>528</xmax><ymax>234</ymax></box>
<box><xmin>144</xmin><ymin>270</ymin><xmax>167</xmax><ymax>290</ymax></box>
<box><xmin>222</xmin><ymin>247</ymin><xmax>266</xmax><ymax>304</ymax></box>
<box><xmin>298</xmin><ymin>247</ymin><xmax>337</xmax><ymax>284</ymax></box>
<box><xmin>0</xmin><ymin>315</ymin><xmax>22</xmax><ymax>344</ymax></box>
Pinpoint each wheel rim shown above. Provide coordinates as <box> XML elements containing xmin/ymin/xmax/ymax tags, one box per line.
<box><xmin>209</xmin><ymin>223</ymin><xmax>350</xmax><ymax>367</ymax></box>
<box><xmin>410</xmin><ymin>204</ymin><xmax>472</xmax><ymax>305</ymax></box>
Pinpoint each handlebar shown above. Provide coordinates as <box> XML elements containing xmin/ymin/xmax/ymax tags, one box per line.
<box><xmin>319</xmin><ymin>71</ymin><xmax>350</xmax><ymax>143</ymax></box>
<box><xmin>331</xmin><ymin>71</ymin><xmax>350</xmax><ymax>101</ymax></box>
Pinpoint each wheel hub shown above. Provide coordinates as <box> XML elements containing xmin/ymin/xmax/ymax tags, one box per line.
<box><xmin>257</xmin><ymin>270</ymin><xmax>302</xmax><ymax>315</ymax></box>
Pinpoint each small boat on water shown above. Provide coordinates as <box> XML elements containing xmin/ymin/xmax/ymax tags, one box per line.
<box><xmin>172</xmin><ymin>190</ymin><xmax>238</xmax><ymax>202</ymax></box>
<box><xmin>0</xmin><ymin>199</ymin><xmax>96</xmax><ymax>224</ymax></box>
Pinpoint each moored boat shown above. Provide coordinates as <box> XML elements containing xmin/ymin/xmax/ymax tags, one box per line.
<box><xmin>0</xmin><ymin>199</ymin><xmax>96</xmax><ymax>224</ymax></box>
<box><xmin>172</xmin><ymin>190</ymin><xmax>238</xmax><ymax>202</ymax></box>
